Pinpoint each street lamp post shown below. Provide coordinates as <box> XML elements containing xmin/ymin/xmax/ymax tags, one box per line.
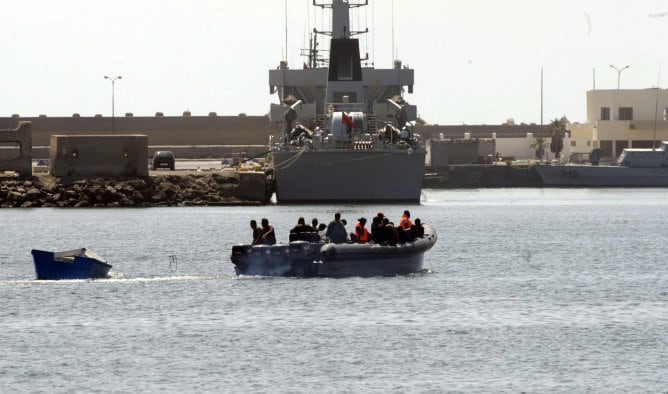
<box><xmin>104</xmin><ymin>75</ymin><xmax>122</xmax><ymax>133</ymax></box>
<box><xmin>609</xmin><ymin>65</ymin><xmax>629</xmax><ymax>89</ymax></box>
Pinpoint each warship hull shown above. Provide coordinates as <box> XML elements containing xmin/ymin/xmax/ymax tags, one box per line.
<box><xmin>535</xmin><ymin>164</ymin><xmax>668</xmax><ymax>186</ymax></box>
<box><xmin>272</xmin><ymin>149</ymin><xmax>426</xmax><ymax>202</ymax></box>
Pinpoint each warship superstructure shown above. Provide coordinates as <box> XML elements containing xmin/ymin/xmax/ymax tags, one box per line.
<box><xmin>268</xmin><ymin>0</ymin><xmax>425</xmax><ymax>203</ymax></box>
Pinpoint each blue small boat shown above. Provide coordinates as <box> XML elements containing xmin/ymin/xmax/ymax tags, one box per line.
<box><xmin>31</xmin><ymin>248</ymin><xmax>112</xmax><ymax>280</ymax></box>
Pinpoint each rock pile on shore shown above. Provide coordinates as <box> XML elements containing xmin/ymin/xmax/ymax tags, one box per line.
<box><xmin>0</xmin><ymin>173</ymin><xmax>261</xmax><ymax>208</ymax></box>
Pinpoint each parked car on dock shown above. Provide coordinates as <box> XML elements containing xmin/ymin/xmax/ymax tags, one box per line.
<box><xmin>152</xmin><ymin>151</ymin><xmax>175</xmax><ymax>170</ymax></box>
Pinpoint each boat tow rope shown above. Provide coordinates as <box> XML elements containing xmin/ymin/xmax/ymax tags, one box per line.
<box><xmin>168</xmin><ymin>255</ymin><xmax>192</xmax><ymax>273</ymax></box>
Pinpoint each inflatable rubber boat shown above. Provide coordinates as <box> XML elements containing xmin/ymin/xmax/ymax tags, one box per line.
<box><xmin>230</xmin><ymin>224</ymin><xmax>437</xmax><ymax>277</ymax></box>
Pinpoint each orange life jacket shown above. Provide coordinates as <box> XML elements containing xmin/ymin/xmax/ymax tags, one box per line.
<box><xmin>400</xmin><ymin>214</ymin><xmax>412</xmax><ymax>230</ymax></box>
<box><xmin>355</xmin><ymin>223</ymin><xmax>370</xmax><ymax>242</ymax></box>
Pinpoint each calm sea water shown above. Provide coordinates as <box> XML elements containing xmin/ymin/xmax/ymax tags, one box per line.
<box><xmin>1</xmin><ymin>189</ymin><xmax>666</xmax><ymax>393</ymax></box>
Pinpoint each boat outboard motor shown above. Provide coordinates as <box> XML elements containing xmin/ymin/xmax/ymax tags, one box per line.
<box><xmin>231</xmin><ymin>244</ymin><xmax>252</xmax><ymax>257</ymax></box>
<box><xmin>288</xmin><ymin>241</ymin><xmax>313</xmax><ymax>262</ymax></box>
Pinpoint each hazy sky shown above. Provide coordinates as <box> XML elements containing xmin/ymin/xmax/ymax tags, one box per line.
<box><xmin>2</xmin><ymin>0</ymin><xmax>668</xmax><ymax>125</ymax></box>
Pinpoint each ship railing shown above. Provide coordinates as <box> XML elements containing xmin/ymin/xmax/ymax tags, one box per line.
<box><xmin>272</xmin><ymin>132</ymin><xmax>425</xmax><ymax>152</ymax></box>
<box><xmin>326</xmin><ymin>103</ymin><xmax>366</xmax><ymax>114</ymax></box>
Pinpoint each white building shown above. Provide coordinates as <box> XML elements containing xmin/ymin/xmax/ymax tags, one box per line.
<box><xmin>569</xmin><ymin>88</ymin><xmax>668</xmax><ymax>159</ymax></box>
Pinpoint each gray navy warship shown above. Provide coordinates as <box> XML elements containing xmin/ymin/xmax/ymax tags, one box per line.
<box><xmin>268</xmin><ymin>0</ymin><xmax>425</xmax><ymax>203</ymax></box>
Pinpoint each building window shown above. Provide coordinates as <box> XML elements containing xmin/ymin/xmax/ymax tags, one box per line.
<box><xmin>618</xmin><ymin>107</ymin><xmax>633</xmax><ymax>121</ymax></box>
<box><xmin>600</xmin><ymin>107</ymin><xmax>610</xmax><ymax>120</ymax></box>
<box><xmin>664</xmin><ymin>108</ymin><xmax>668</xmax><ymax>121</ymax></box>
<box><xmin>571</xmin><ymin>141</ymin><xmax>576</xmax><ymax>147</ymax></box>
<box><xmin>587</xmin><ymin>140</ymin><xmax>591</xmax><ymax>147</ymax></box>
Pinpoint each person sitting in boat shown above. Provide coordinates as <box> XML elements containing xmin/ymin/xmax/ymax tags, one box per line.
<box><xmin>411</xmin><ymin>218</ymin><xmax>425</xmax><ymax>239</ymax></box>
<box><xmin>310</xmin><ymin>218</ymin><xmax>321</xmax><ymax>242</ymax></box>
<box><xmin>290</xmin><ymin>217</ymin><xmax>316</xmax><ymax>241</ymax></box>
<box><xmin>386</xmin><ymin>221</ymin><xmax>399</xmax><ymax>245</ymax></box>
<box><xmin>397</xmin><ymin>226</ymin><xmax>409</xmax><ymax>244</ymax></box>
<box><xmin>352</xmin><ymin>217</ymin><xmax>370</xmax><ymax>243</ymax></box>
<box><xmin>260</xmin><ymin>218</ymin><xmax>277</xmax><ymax>245</ymax></box>
<box><xmin>376</xmin><ymin>218</ymin><xmax>399</xmax><ymax>245</ymax></box>
<box><xmin>317</xmin><ymin>223</ymin><xmax>328</xmax><ymax>241</ymax></box>
<box><xmin>326</xmin><ymin>212</ymin><xmax>348</xmax><ymax>244</ymax></box>
<box><xmin>398</xmin><ymin>210</ymin><xmax>414</xmax><ymax>242</ymax></box>
<box><xmin>370</xmin><ymin>212</ymin><xmax>385</xmax><ymax>243</ymax></box>
<box><xmin>250</xmin><ymin>219</ymin><xmax>264</xmax><ymax>245</ymax></box>
<box><xmin>399</xmin><ymin>210</ymin><xmax>413</xmax><ymax>229</ymax></box>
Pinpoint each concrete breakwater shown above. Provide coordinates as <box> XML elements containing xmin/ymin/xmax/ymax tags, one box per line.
<box><xmin>0</xmin><ymin>172</ymin><xmax>271</xmax><ymax>208</ymax></box>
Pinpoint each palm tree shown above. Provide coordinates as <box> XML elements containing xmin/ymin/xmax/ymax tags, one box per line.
<box><xmin>531</xmin><ymin>136</ymin><xmax>547</xmax><ymax>160</ymax></box>
<box><xmin>548</xmin><ymin>118</ymin><xmax>567</xmax><ymax>159</ymax></box>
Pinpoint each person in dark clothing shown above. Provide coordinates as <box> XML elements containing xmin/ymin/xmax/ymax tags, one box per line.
<box><xmin>290</xmin><ymin>217</ymin><xmax>315</xmax><ymax>241</ymax></box>
<box><xmin>376</xmin><ymin>217</ymin><xmax>398</xmax><ymax>245</ymax></box>
<box><xmin>326</xmin><ymin>212</ymin><xmax>348</xmax><ymax>243</ymax></box>
<box><xmin>260</xmin><ymin>218</ymin><xmax>277</xmax><ymax>245</ymax></box>
<box><xmin>397</xmin><ymin>225</ymin><xmax>408</xmax><ymax>243</ymax></box>
<box><xmin>374</xmin><ymin>218</ymin><xmax>385</xmax><ymax>244</ymax></box>
<box><xmin>370</xmin><ymin>212</ymin><xmax>384</xmax><ymax>243</ymax></box>
<box><xmin>411</xmin><ymin>218</ymin><xmax>425</xmax><ymax>238</ymax></box>
<box><xmin>385</xmin><ymin>220</ymin><xmax>399</xmax><ymax>245</ymax></box>
<box><xmin>250</xmin><ymin>219</ymin><xmax>264</xmax><ymax>245</ymax></box>
<box><xmin>309</xmin><ymin>218</ymin><xmax>321</xmax><ymax>242</ymax></box>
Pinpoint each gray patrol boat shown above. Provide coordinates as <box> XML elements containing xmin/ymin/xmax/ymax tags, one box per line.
<box><xmin>535</xmin><ymin>141</ymin><xmax>668</xmax><ymax>186</ymax></box>
<box><xmin>268</xmin><ymin>0</ymin><xmax>425</xmax><ymax>203</ymax></box>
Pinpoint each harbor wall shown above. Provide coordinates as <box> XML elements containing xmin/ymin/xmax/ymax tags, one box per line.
<box><xmin>0</xmin><ymin>114</ymin><xmax>275</xmax><ymax>147</ymax></box>
<box><xmin>2</xmin><ymin>114</ymin><xmax>545</xmax><ymax>149</ymax></box>
<box><xmin>49</xmin><ymin>135</ymin><xmax>148</xmax><ymax>177</ymax></box>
